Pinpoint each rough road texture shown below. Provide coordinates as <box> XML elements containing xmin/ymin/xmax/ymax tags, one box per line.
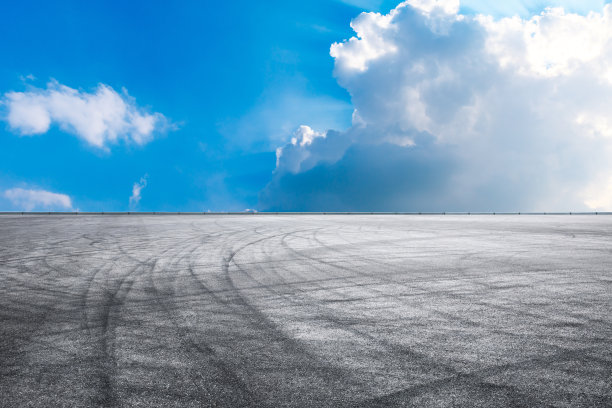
<box><xmin>0</xmin><ymin>215</ymin><xmax>611</xmax><ymax>407</ymax></box>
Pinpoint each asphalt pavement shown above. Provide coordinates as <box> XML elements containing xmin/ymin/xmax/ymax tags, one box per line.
<box><xmin>0</xmin><ymin>214</ymin><xmax>611</xmax><ymax>407</ymax></box>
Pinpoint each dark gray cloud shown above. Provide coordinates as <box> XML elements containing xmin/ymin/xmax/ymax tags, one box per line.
<box><xmin>261</xmin><ymin>140</ymin><xmax>455</xmax><ymax>211</ymax></box>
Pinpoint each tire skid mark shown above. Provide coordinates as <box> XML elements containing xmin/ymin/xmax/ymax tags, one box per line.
<box><xmin>354</xmin><ymin>342</ymin><xmax>612</xmax><ymax>407</ymax></box>
<box><xmin>213</xmin><ymin>227</ymin><xmax>364</xmax><ymax>404</ymax></box>
<box><xmin>311</xmin><ymin>224</ymin><xmax>612</xmax><ymax>353</ymax></box>
<box><xmin>238</xmin><ymin>229</ymin><xmax>459</xmax><ymax>374</ymax></box>
<box><xmin>93</xmin><ymin>260</ymin><xmax>147</xmax><ymax>406</ymax></box>
<box><xmin>2</xmin><ymin>215</ymin><xmax>611</xmax><ymax>407</ymax></box>
<box><xmin>280</xmin><ymin>234</ymin><xmax>535</xmax><ymax>341</ymax></box>
<box><xmin>98</xmin><ymin>226</ymin><xmax>247</xmax><ymax>404</ymax></box>
<box><xmin>187</xmin><ymin>228</ymin><xmax>342</xmax><ymax>355</ymax></box>
<box><xmin>145</xmin><ymin>236</ymin><xmax>262</xmax><ymax>406</ymax></box>
<box><xmin>79</xmin><ymin>220</ymin><xmax>188</xmax><ymax>405</ymax></box>
<box><xmin>284</xmin><ymin>224</ymin><xmax>612</xmax><ymax>404</ymax></box>
<box><xmin>0</xmin><ymin>218</ymin><xmax>134</xmax><ymax>407</ymax></box>
<box><xmin>2</xmin><ymin>222</ymin><xmax>128</xmax><ymax>401</ymax></box>
<box><xmin>227</xmin><ymin>226</ymin><xmax>572</xmax><ymax>405</ymax></box>
<box><xmin>310</xmin><ymin>226</ymin><xmax>603</xmax><ymax>334</ymax></box>
<box><xmin>220</xmin><ymin>227</ymin><xmax>436</xmax><ymax>402</ymax></box>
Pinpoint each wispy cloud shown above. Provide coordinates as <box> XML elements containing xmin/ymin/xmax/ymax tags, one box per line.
<box><xmin>129</xmin><ymin>175</ymin><xmax>148</xmax><ymax>209</ymax></box>
<box><xmin>3</xmin><ymin>188</ymin><xmax>72</xmax><ymax>211</ymax></box>
<box><xmin>3</xmin><ymin>80</ymin><xmax>172</xmax><ymax>150</ymax></box>
<box><xmin>337</xmin><ymin>0</ymin><xmax>386</xmax><ymax>10</ymax></box>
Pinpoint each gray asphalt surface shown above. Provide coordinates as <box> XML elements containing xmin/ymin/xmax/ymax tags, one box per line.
<box><xmin>0</xmin><ymin>215</ymin><xmax>611</xmax><ymax>407</ymax></box>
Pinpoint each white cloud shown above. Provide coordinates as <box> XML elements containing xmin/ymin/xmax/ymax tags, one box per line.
<box><xmin>129</xmin><ymin>175</ymin><xmax>148</xmax><ymax>208</ymax></box>
<box><xmin>460</xmin><ymin>0</ymin><xmax>610</xmax><ymax>18</ymax></box>
<box><xmin>263</xmin><ymin>1</ymin><xmax>612</xmax><ymax>211</ymax></box>
<box><xmin>275</xmin><ymin>125</ymin><xmax>327</xmax><ymax>173</ymax></box>
<box><xmin>330</xmin><ymin>9</ymin><xmax>398</xmax><ymax>72</ymax></box>
<box><xmin>3</xmin><ymin>80</ymin><xmax>170</xmax><ymax>149</ymax></box>
<box><xmin>292</xmin><ymin>125</ymin><xmax>325</xmax><ymax>147</ymax></box>
<box><xmin>478</xmin><ymin>6</ymin><xmax>612</xmax><ymax>78</ymax></box>
<box><xmin>582</xmin><ymin>175</ymin><xmax>612</xmax><ymax>210</ymax></box>
<box><xmin>407</xmin><ymin>0</ymin><xmax>460</xmax><ymax>15</ymax></box>
<box><xmin>3</xmin><ymin>188</ymin><xmax>72</xmax><ymax>211</ymax></box>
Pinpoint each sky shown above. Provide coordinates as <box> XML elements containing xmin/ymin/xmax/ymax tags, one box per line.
<box><xmin>1</xmin><ymin>0</ymin><xmax>611</xmax><ymax>212</ymax></box>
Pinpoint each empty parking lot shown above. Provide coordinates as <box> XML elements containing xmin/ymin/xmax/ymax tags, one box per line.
<box><xmin>0</xmin><ymin>214</ymin><xmax>611</xmax><ymax>407</ymax></box>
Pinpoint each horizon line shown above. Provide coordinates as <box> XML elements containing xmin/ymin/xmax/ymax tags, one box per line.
<box><xmin>1</xmin><ymin>211</ymin><xmax>611</xmax><ymax>216</ymax></box>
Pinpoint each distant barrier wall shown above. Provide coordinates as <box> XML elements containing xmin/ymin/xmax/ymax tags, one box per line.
<box><xmin>0</xmin><ymin>212</ymin><xmax>610</xmax><ymax>216</ymax></box>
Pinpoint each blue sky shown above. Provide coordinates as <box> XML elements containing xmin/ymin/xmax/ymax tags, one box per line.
<box><xmin>1</xmin><ymin>0</ymin><xmax>612</xmax><ymax>211</ymax></box>
<box><xmin>0</xmin><ymin>0</ymin><xmax>360</xmax><ymax>211</ymax></box>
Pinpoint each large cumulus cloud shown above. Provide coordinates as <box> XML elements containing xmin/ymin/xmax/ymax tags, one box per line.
<box><xmin>260</xmin><ymin>0</ymin><xmax>612</xmax><ymax>211</ymax></box>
